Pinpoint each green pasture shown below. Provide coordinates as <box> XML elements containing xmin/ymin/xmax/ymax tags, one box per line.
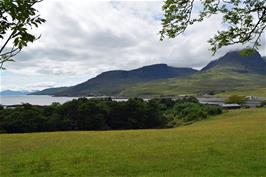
<box><xmin>1</xmin><ymin>108</ymin><xmax>266</xmax><ymax>177</ymax></box>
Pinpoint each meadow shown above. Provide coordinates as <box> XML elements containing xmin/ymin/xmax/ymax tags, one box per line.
<box><xmin>1</xmin><ymin>108</ymin><xmax>266</xmax><ymax>177</ymax></box>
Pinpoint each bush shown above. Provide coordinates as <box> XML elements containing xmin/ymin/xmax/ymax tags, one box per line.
<box><xmin>205</xmin><ymin>105</ymin><xmax>223</xmax><ymax>115</ymax></box>
<box><xmin>260</xmin><ymin>100</ymin><xmax>266</xmax><ymax>107</ymax></box>
<box><xmin>225</xmin><ymin>95</ymin><xmax>247</xmax><ymax>105</ymax></box>
<box><xmin>176</xmin><ymin>96</ymin><xmax>199</xmax><ymax>104</ymax></box>
<box><xmin>174</xmin><ymin>102</ymin><xmax>207</xmax><ymax>122</ymax></box>
<box><xmin>172</xmin><ymin>101</ymin><xmax>223</xmax><ymax>123</ymax></box>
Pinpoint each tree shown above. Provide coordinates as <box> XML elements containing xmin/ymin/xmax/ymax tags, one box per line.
<box><xmin>0</xmin><ymin>0</ymin><xmax>45</xmax><ymax>69</ymax></box>
<box><xmin>160</xmin><ymin>0</ymin><xmax>266</xmax><ymax>54</ymax></box>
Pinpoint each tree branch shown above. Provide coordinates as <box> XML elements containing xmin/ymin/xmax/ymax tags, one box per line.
<box><xmin>0</xmin><ymin>32</ymin><xmax>14</xmax><ymax>54</ymax></box>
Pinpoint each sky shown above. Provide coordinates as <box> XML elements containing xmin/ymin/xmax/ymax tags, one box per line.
<box><xmin>1</xmin><ymin>0</ymin><xmax>265</xmax><ymax>91</ymax></box>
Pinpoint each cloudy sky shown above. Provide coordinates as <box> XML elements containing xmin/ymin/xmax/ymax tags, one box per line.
<box><xmin>1</xmin><ymin>0</ymin><xmax>265</xmax><ymax>91</ymax></box>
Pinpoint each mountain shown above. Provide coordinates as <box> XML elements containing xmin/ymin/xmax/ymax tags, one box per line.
<box><xmin>0</xmin><ymin>90</ymin><xmax>30</xmax><ymax>96</ymax></box>
<box><xmin>263</xmin><ymin>56</ymin><xmax>266</xmax><ymax>62</ymax></box>
<box><xmin>201</xmin><ymin>50</ymin><xmax>266</xmax><ymax>74</ymax></box>
<box><xmin>31</xmin><ymin>87</ymin><xmax>69</xmax><ymax>95</ymax></box>
<box><xmin>33</xmin><ymin>50</ymin><xmax>266</xmax><ymax>97</ymax></box>
<box><xmin>123</xmin><ymin>50</ymin><xmax>266</xmax><ymax>97</ymax></box>
<box><xmin>34</xmin><ymin>64</ymin><xmax>198</xmax><ymax>96</ymax></box>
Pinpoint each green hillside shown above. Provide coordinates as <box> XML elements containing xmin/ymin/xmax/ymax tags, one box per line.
<box><xmin>31</xmin><ymin>87</ymin><xmax>69</xmax><ymax>95</ymax></box>
<box><xmin>217</xmin><ymin>87</ymin><xmax>266</xmax><ymax>98</ymax></box>
<box><xmin>122</xmin><ymin>68</ymin><xmax>266</xmax><ymax>97</ymax></box>
<box><xmin>1</xmin><ymin>108</ymin><xmax>265</xmax><ymax>177</ymax></box>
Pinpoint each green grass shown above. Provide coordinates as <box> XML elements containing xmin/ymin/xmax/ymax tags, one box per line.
<box><xmin>121</xmin><ymin>69</ymin><xmax>266</xmax><ymax>97</ymax></box>
<box><xmin>1</xmin><ymin>108</ymin><xmax>266</xmax><ymax>177</ymax></box>
<box><xmin>217</xmin><ymin>87</ymin><xmax>266</xmax><ymax>98</ymax></box>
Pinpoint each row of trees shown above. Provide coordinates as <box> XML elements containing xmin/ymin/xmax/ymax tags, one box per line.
<box><xmin>0</xmin><ymin>97</ymin><xmax>223</xmax><ymax>133</ymax></box>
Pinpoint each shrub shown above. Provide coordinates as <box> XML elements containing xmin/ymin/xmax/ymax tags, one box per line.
<box><xmin>174</xmin><ymin>102</ymin><xmax>208</xmax><ymax>122</ymax></box>
<box><xmin>205</xmin><ymin>105</ymin><xmax>223</xmax><ymax>115</ymax></box>
<box><xmin>175</xmin><ymin>96</ymin><xmax>199</xmax><ymax>104</ymax></box>
<box><xmin>260</xmin><ymin>100</ymin><xmax>266</xmax><ymax>107</ymax></box>
<box><xmin>225</xmin><ymin>95</ymin><xmax>247</xmax><ymax>105</ymax></box>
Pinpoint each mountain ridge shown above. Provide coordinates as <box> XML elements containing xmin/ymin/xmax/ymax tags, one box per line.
<box><xmin>33</xmin><ymin>64</ymin><xmax>198</xmax><ymax>96</ymax></box>
<box><xmin>33</xmin><ymin>50</ymin><xmax>266</xmax><ymax>97</ymax></box>
<box><xmin>122</xmin><ymin>50</ymin><xmax>266</xmax><ymax>97</ymax></box>
<box><xmin>0</xmin><ymin>90</ymin><xmax>31</xmax><ymax>96</ymax></box>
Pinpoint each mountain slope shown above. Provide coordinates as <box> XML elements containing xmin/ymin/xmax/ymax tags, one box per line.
<box><xmin>263</xmin><ymin>56</ymin><xmax>266</xmax><ymax>62</ymax></box>
<box><xmin>122</xmin><ymin>69</ymin><xmax>265</xmax><ymax>97</ymax></box>
<box><xmin>34</xmin><ymin>64</ymin><xmax>198</xmax><ymax>96</ymax></box>
<box><xmin>201</xmin><ymin>50</ymin><xmax>266</xmax><ymax>74</ymax></box>
<box><xmin>31</xmin><ymin>87</ymin><xmax>69</xmax><ymax>95</ymax></box>
<box><xmin>122</xmin><ymin>50</ymin><xmax>266</xmax><ymax>97</ymax></box>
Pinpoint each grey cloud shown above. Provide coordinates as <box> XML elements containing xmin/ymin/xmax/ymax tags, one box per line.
<box><xmin>17</xmin><ymin>48</ymin><xmax>77</xmax><ymax>61</ymax></box>
<box><xmin>29</xmin><ymin>82</ymin><xmax>55</xmax><ymax>88</ymax></box>
<box><xmin>86</xmin><ymin>30</ymin><xmax>137</xmax><ymax>49</ymax></box>
<box><xmin>37</xmin><ymin>67</ymin><xmax>76</xmax><ymax>75</ymax></box>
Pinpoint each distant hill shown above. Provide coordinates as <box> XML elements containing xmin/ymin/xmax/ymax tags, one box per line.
<box><xmin>33</xmin><ymin>64</ymin><xmax>198</xmax><ymax>96</ymax></box>
<box><xmin>201</xmin><ymin>50</ymin><xmax>266</xmax><ymax>74</ymax></box>
<box><xmin>0</xmin><ymin>90</ymin><xmax>30</xmax><ymax>96</ymax></box>
<box><xmin>31</xmin><ymin>87</ymin><xmax>69</xmax><ymax>95</ymax></box>
<box><xmin>123</xmin><ymin>50</ymin><xmax>266</xmax><ymax>97</ymax></box>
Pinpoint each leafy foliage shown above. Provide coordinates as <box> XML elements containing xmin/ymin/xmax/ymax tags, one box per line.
<box><xmin>0</xmin><ymin>0</ymin><xmax>45</xmax><ymax>69</ymax></box>
<box><xmin>174</xmin><ymin>102</ymin><xmax>208</xmax><ymax>122</ymax></box>
<box><xmin>160</xmin><ymin>0</ymin><xmax>266</xmax><ymax>54</ymax></box>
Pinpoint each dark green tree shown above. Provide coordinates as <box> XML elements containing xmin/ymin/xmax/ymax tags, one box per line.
<box><xmin>160</xmin><ymin>0</ymin><xmax>266</xmax><ymax>54</ymax></box>
<box><xmin>0</xmin><ymin>0</ymin><xmax>45</xmax><ymax>69</ymax></box>
<box><xmin>146</xmin><ymin>99</ymin><xmax>167</xmax><ymax>128</ymax></box>
<box><xmin>77</xmin><ymin>102</ymin><xmax>108</xmax><ymax>130</ymax></box>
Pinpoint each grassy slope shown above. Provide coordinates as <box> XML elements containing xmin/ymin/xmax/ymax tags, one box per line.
<box><xmin>217</xmin><ymin>87</ymin><xmax>266</xmax><ymax>98</ymax></box>
<box><xmin>1</xmin><ymin>108</ymin><xmax>266</xmax><ymax>177</ymax></box>
<box><xmin>121</xmin><ymin>69</ymin><xmax>266</xmax><ymax>97</ymax></box>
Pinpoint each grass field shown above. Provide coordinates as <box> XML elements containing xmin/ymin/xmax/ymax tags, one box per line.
<box><xmin>1</xmin><ymin>108</ymin><xmax>266</xmax><ymax>177</ymax></box>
